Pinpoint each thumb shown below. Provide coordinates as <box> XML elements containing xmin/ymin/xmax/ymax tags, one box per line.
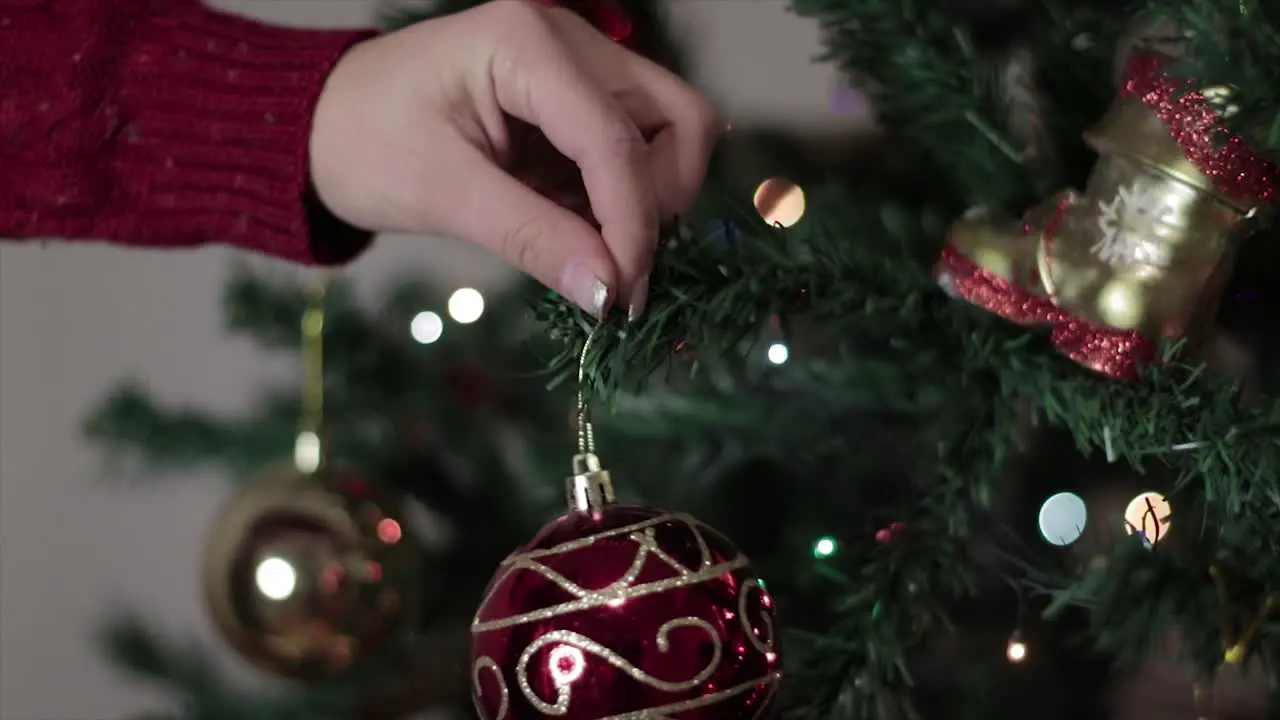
<box><xmin>445</xmin><ymin>156</ymin><xmax>617</xmax><ymax>317</ymax></box>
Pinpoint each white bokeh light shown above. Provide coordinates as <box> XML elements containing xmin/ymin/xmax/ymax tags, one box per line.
<box><xmin>1006</xmin><ymin>638</ymin><xmax>1027</xmax><ymax>663</ymax></box>
<box><xmin>410</xmin><ymin>311</ymin><xmax>444</xmax><ymax>344</ymax></box>
<box><xmin>294</xmin><ymin>431</ymin><xmax>321</xmax><ymax>474</ymax></box>
<box><xmin>766</xmin><ymin>343</ymin><xmax>789</xmax><ymax>365</ymax></box>
<box><xmin>448</xmin><ymin>288</ymin><xmax>485</xmax><ymax>324</ymax></box>
<box><xmin>814</xmin><ymin>537</ymin><xmax>836</xmax><ymax>557</ymax></box>
<box><xmin>255</xmin><ymin>557</ymin><xmax>297</xmax><ymax>601</ymax></box>
<box><xmin>1038</xmin><ymin>491</ymin><xmax>1087</xmax><ymax>546</ymax></box>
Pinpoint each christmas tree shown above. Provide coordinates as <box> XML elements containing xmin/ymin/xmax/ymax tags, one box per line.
<box><xmin>86</xmin><ymin>0</ymin><xmax>1280</xmax><ymax>718</ymax></box>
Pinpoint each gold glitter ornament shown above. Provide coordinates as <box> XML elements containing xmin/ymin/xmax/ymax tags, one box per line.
<box><xmin>202</xmin><ymin>460</ymin><xmax>418</xmax><ymax>681</ymax></box>
<box><xmin>204</xmin><ymin>279</ymin><xmax>419</xmax><ymax>681</ymax></box>
<box><xmin>934</xmin><ymin>50</ymin><xmax>1277</xmax><ymax>380</ymax></box>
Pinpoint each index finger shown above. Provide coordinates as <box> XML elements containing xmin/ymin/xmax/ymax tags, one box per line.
<box><xmin>486</xmin><ymin>3</ymin><xmax>658</xmax><ymax>309</ymax></box>
<box><xmin>548</xmin><ymin>8</ymin><xmax>723</xmax><ymax>219</ymax></box>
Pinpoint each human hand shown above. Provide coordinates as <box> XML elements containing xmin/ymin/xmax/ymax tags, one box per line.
<box><xmin>309</xmin><ymin>0</ymin><xmax>721</xmax><ymax>319</ymax></box>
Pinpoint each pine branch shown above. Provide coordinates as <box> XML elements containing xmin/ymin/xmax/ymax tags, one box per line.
<box><xmin>534</xmin><ymin>159</ymin><xmax>1280</xmax><ymax>710</ymax></box>
<box><xmin>791</xmin><ymin>0</ymin><xmax>1035</xmax><ymax>210</ymax></box>
<box><xmin>88</xmin><ymin>267</ymin><xmax>564</xmax><ymax>478</ymax></box>
<box><xmin>84</xmin><ymin>384</ymin><xmax>297</xmax><ymax>479</ymax></box>
<box><xmin>97</xmin><ymin>614</ymin><xmax>238</xmax><ymax>714</ymax></box>
<box><xmin>97</xmin><ymin>614</ymin><xmax>381</xmax><ymax>720</ymax></box>
<box><xmin>539</xmin><ymin>172</ymin><xmax>1280</xmax><ymax>525</ymax></box>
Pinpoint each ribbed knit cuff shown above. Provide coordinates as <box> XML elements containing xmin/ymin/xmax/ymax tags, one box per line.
<box><xmin>115</xmin><ymin>5</ymin><xmax>377</xmax><ymax>265</ymax></box>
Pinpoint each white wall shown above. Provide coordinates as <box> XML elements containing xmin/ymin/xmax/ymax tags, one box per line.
<box><xmin>0</xmin><ymin>2</ymin><xmax>858</xmax><ymax>717</ymax></box>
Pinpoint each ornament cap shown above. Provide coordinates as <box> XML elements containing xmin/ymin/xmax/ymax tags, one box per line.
<box><xmin>567</xmin><ymin>453</ymin><xmax>614</xmax><ymax>512</ymax></box>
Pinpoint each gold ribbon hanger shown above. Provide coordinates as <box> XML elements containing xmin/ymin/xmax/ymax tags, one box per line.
<box><xmin>294</xmin><ymin>279</ymin><xmax>329</xmax><ymax>474</ymax></box>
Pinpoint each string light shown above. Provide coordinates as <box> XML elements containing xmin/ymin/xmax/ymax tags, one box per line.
<box><xmin>813</xmin><ymin>536</ymin><xmax>838</xmax><ymax>559</ymax></box>
<box><xmin>1123</xmin><ymin>491</ymin><xmax>1171</xmax><ymax>547</ymax></box>
<box><xmin>448</xmin><ymin>288</ymin><xmax>485</xmax><ymax>324</ymax></box>
<box><xmin>766</xmin><ymin>342</ymin><xmax>789</xmax><ymax>365</ymax></box>
<box><xmin>752</xmin><ymin>177</ymin><xmax>806</xmax><ymax>228</ymax></box>
<box><xmin>1006</xmin><ymin>632</ymin><xmax>1027</xmax><ymax>663</ymax></box>
<box><xmin>1038</xmin><ymin>491</ymin><xmax>1087</xmax><ymax>546</ymax></box>
<box><xmin>294</xmin><ymin>431</ymin><xmax>321</xmax><ymax>473</ymax></box>
<box><xmin>255</xmin><ymin>557</ymin><xmax>297</xmax><ymax>601</ymax></box>
<box><xmin>410</xmin><ymin>311</ymin><xmax>444</xmax><ymax>344</ymax></box>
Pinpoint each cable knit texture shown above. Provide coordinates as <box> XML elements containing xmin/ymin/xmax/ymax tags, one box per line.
<box><xmin>0</xmin><ymin>0</ymin><xmax>376</xmax><ymax>264</ymax></box>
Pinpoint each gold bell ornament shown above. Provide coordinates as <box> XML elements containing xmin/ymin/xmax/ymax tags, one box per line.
<box><xmin>934</xmin><ymin>49</ymin><xmax>1278</xmax><ymax>380</ymax></box>
<box><xmin>201</xmin><ymin>282</ymin><xmax>418</xmax><ymax>681</ymax></box>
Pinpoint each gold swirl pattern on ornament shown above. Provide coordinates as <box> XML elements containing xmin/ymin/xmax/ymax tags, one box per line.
<box><xmin>738</xmin><ymin>578</ymin><xmax>776</xmax><ymax>655</ymax></box>
<box><xmin>603</xmin><ymin>671</ymin><xmax>783</xmax><ymax>720</ymax></box>
<box><xmin>472</xmin><ymin>656</ymin><xmax>509</xmax><ymax>719</ymax></box>
<box><xmin>472</xmin><ymin>513</ymin><xmax>747</xmax><ymax>633</ymax></box>
<box><xmin>515</xmin><ymin>619</ymin><xmax>722</xmax><ymax>715</ymax></box>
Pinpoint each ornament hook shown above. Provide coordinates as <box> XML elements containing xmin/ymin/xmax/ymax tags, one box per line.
<box><xmin>567</xmin><ymin>321</ymin><xmax>614</xmax><ymax>512</ymax></box>
<box><xmin>574</xmin><ymin>322</ymin><xmax>598</xmax><ymax>457</ymax></box>
<box><xmin>295</xmin><ymin>277</ymin><xmax>331</xmax><ymax>474</ymax></box>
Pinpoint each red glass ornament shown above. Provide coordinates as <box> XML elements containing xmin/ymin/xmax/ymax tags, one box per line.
<box><xmin>471</xmin><ymin>505</ymin><xmax>782</xmax><ymax>718</ymax></box>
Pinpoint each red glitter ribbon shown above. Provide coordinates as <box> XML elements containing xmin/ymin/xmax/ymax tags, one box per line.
<box><xmin>935</xmin><ymin>199</ymin><xmax>1155</xmax><ymax>381</ymax></box>
<box><xmin>1122</xmin><ymin>51</ymin><xmax>1278</xmax><ymax>208</ymax></box>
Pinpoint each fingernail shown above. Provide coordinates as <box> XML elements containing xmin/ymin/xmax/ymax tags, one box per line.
<box><xmin>562</xmin><ymin>263</ymin><xmax>611</xmax><ymax>317</ymax></box>
<box><xmin>628</xmin><ymin>275</ymin><xmax>650</xmax><ymax>323</ymax></box>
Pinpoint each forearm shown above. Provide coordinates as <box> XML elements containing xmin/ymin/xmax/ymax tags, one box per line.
<box><xmin>0</xmin><ymin>0</ymin><xmax>375</xmax><ymax>264</ymax></box>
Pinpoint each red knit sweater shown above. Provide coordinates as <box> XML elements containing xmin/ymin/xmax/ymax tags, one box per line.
<box><xmin>0</xmin><ymin>0</ymin><xmax>376</xmax><ymax>264</ymax></box>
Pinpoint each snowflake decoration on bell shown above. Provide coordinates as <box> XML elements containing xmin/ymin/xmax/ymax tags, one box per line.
<box><xmin>1093</xmin><ymin>182</ymin><xmax>1174</xmax><ymax>268</ymax></box>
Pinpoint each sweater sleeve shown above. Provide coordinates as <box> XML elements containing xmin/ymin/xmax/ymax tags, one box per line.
<box><xmin>0</xmin><ymin>0</ymin><xmax>377</xmax><ymax>265</ymax></box>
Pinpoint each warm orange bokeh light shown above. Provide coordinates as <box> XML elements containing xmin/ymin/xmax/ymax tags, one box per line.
<box><xmin>1124</xmin><ymin>491</ymin><xmax>1171</xmax><ymax>545</ymax></box>
<box><xmin>753</xmin><ymin>178</ymin><xmax>806</xmax><ymax>228</ymax></box>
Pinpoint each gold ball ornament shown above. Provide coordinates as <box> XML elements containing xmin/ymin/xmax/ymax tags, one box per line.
<box><xmin>201</xmin><ymin>461</ymin><xmax>418</xmax><ymax>681</ymax></box>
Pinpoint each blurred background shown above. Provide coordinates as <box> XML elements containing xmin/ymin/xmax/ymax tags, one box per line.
<box><xmin>0</xmin><ymin>1</ymin><xmax>873</xmax><ymax>717</ymax></box>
